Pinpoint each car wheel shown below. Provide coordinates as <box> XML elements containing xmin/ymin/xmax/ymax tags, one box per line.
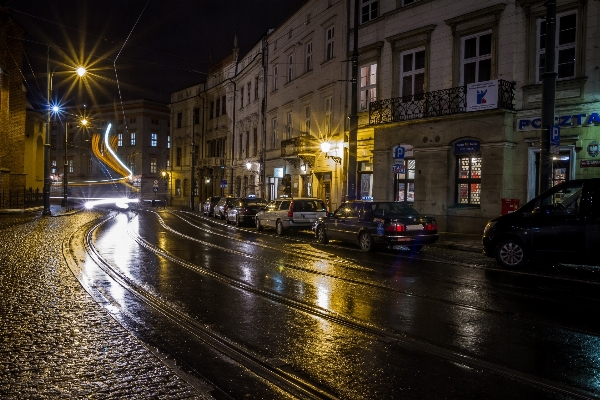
<box><xmin>316</xmin><ymin>225</ymin><xmax>329</xmax><ymax>244</ymax></box>
<box><xmin>359</xmin><ymin>231</ymin><xmax>374</xmax><ymax>252</ymax></box>
<box><xmin>256</xmin><ymin>217</ymin><xmax>263</xmax><ymax>231</ymax></box>
<box><xmin>496</xmin><ymin>238</ymin><xmax>527</xmax><ymax>268</ymax></box>
<box><xmin>276</xmin><ymin>220</ymin><xmax>285</xmax><ymax>236</ymax></box>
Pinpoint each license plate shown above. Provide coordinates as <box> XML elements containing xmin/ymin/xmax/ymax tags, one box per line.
<box><xmin>395</xmin><ymin>238</ymin><xmax>411</xmax><ymax>242</ymax></box>
<box><xmin>406</xmin><ymin>224</ymin><xmax>423</xmax><ymax>231</ymax></box>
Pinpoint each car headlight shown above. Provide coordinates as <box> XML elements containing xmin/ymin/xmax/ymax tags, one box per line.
<box><xmin>483</xmin><ymin>221</ymin><xmax>497</xmax><ymax>237</ymax></box>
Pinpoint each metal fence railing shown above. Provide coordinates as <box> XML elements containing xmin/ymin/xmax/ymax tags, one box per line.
<box><xmin>0</xmin><ymin>188</ymin><xmax>44</xmax><ymax>210</ymax></box>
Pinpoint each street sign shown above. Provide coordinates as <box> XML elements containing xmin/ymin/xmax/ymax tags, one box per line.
<box><xmin>220</xmin><ymin>179</ymin><xmax>227</xmax><ymax>188</ymax></box>
<box><xmin>153</xmin><ymin>179</ymin><xmax>159</xmax><ymax>188</ymax></box>
<box><xmin>392</xmin><ymin>164</ymin><xmax>405</xmax><ymax>174</ymax></box>
<box><xmin>153</xmin><ymin>187</ymin><xmax>158</xmax><ymax>192</ymax></box>
<box><xmin>394</xmin><ymin>146</ymin><xmax>405</xmax><ymax>159</ymax></box>
<box><xmin>550</xmin><ymin>125</ymin><xmax>560</xmax><ymax>155</ymax></box>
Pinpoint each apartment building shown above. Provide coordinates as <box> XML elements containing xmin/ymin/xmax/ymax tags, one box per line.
<box><xmin>49</xmin><ymin>99</ymin><xmax>170</xmax><ymax>200</ymax></box>
<box><xmin>359</xmin><ymin>0</ymin><xmax>599</xmax><ymax>233</ymax></box>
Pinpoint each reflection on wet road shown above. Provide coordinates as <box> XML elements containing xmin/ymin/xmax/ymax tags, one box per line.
<box><xmin>84</xmin><ymin>209</ymin><xmax>600</xmax><ymax>399</ymax></box>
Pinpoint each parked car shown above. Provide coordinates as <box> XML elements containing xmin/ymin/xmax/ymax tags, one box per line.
<box><xmin>214</xmin><ymin>196</ymin><xmax>236</xmax><ymax>220</ymax></box>
<box><xmin>313</xmin><ymin>201</ymin><xmax>439</xmax><ymax>252</ymax></box>
<box><xmin>255</xmin><ymin>196</ymin><xmax>328</xmax><ymax>235</ymax></box>
<box><xmin>202</xmin><ymin>196</ymin><xmax>222</xmax><ymax>216</ymax></box>
<box><xmin>483</xmin><ymin>178</ymin><xmax>600</xmax><ymax>268</ymax></box>
<box><xmin>226</xmin><ymin>196</ymin><xmax>268</xmax><ymax>226</ymax></box>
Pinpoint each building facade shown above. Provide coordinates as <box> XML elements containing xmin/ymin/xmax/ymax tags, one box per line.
<box><xmin>362</xmin><ymin>0</ymin><xmax>599</xmax><ymax>233</ymax></box>
<box><xmin>49</xmin><ymin>99</ymin><xmax>170</xmax><ymax>201</ymax></box>
<box><xmin>0</xmin><ymin>6</ymin><xmax>29</xmax><ymax>208</ymax></box>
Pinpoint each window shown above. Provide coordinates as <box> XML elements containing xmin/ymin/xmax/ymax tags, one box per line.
<box><xmin>288</xmin><ymin>54</ymin><xmax>294</xmax><ymax>82</ymax></box>
<box><xmin>325</xmin><ymin>97</ymin><xmax>332</xmax><ymax>135</ymax></box>
<box><xmin>403</xmin><ymin>0</ymin><xmax>421</xmax><ymax>5</ymax></box>
<box><xmin>175</xmin><ymin>179</ymin><xmax>181</xmax><ymax>196</ymax></box>
<box><xmin>51</xmin><ymin>159</ymin><xmax>57</xmax><ymax>174</ymax></box>
<box><xmin>87</xmin><ymin>157</ymin><xmax>93</xmax><ymax>174</ymax></box>
<box><xmin>395</xmin><ymin>159</ymin><xmax>416</xmax><ymax>202</ymax></box>
<box><xmin>150</xmin><ymin>133</ymin><xmax>158</xmax><ymax>147</ymax></box>
<box><xmin>240</xmin><ymin>87</ymin><xmax>245</xmax><ymax>107</ymax></box>
<box><xmin>129</xmin><ymin>117</ymin><xmax>136</xmax><ymax>124</ymax></box>
<box><xmin>303</xmin><ymin>105</ymin><xmax>311</xmax><ymax>134</ymax></box>
<box><xmin>247</xmin><ymin>81</ymin><xmax>251</xmax><ymax>104</ymax></box>
<box><xmin>150</xmin><ymin>157</ymin><xmax>157</xmax><ymax>173</ymax></box>
<box><xmin>360</xmin><ymin>63</ymin><xmax>377</xmax><ymax>111</ymax></box>
<box><xmin>271</xmin><ymin>117</ymin><xmax>277</xmax><ymax>149</ymax></box>
<box><xmin>537</xmin><ymin>11</ymin><xmax>577</xmax><ymax>82</ymax></box>
<box><xmin>177</xmin><ymin>112</ymin><xmax>182</xmax><ymax>128</ymax></box>
<box><xmin>306</xmin><ymin>42</ymin><xmax>313</xmax><ymax>72</ymax></box>
<box><xmin>51</xmin><ymin>135</ymin><xmax>56</xmax><ymax>150</ymax></box>
<box><xmin>222</xmin><ymin>95</ymin><xmax>227</xmax><ymax>115</ymax></box>
<box><xmin>117</xmin><ymin>133</ymin><xmax>123</xmax><ymax>147</ymax></box>
<box><xmin>68</xmin><ymin>158</ymin><xmax>73</xmax><ymax>173</ymax></box>
<box><xmin>461</xmin><ymin>31</ymin><xmax>492</xmax><ymax>85</ymax></box>
<box><xmin>176</xmin><ymin>147</ymin><xmax>182</xmax><ymax>167</ymax></box>
<box><xmin>457</xmin><ymin>156</ymin><xmax>482</xmax><ymax>205</ymax></box>
<box><xmin>273</xmin><ymin>65</ymin><xmax>279</xmax><ymax>91</ymax></box>
<box><xmin>245</xmin><ymin>131</ymin><xmax>250</xmax><ymax>157</ymax></box>
<box><xmin>253</xmin><ymin>127</ymin><xmax>258</xmax><ymax>156</ymax></box>
<box><xmin>238</xmin><ymin>134</ymin><xmax>243</xmax><ymax>158</ymax></box>
<box><xmin>210</xmin><ymin>101</ymin><xmax>215</xmax><ymax>119</ymax></box>
<box><xmin>166</xmin><ymin>156</ymin><xmax>170</xmax><ymax>169</ymax></box>
<box><xmin>255</xmin><ymin>76</ymin><xmax>259</xmax><ymax>100</ymax></box>
<box><xmin>326</xmin><ymin>26</ymin><xmax>335</xmax><ymax>61</ymax></box>
<box><xmin>286</xmin><ymin>111</ymin><xmax>292</xmax><ymax>139</ymax></box>
<box><xmin>215</xmin><ymin>98</ymin><xmax>220</xmax><ymax>117</ymax></box>
<box><xmin>400</xmin><ymin>48</ymin><xmax>425</xmax><ymax>98</ymax></box>
<box><xmin>361</xmin><ymin>0</ymin><xmax>378</xmax><ymax>24</ymax></box>
<box><xmin>130</xmin><ymin>132</ymin><xmax>136</xmax><ymax>146</ymax></box>
<box><xmin>167</xmin><ymin>135</ymin><xmax>171</xmax><ymax>149</ymax></box>
<box><xmin>193</xmin><ymin>107</ymin><xmax>200</xmax><ymax>124</ymax></box>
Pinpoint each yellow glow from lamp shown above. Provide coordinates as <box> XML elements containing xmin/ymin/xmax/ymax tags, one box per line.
<box><xmin>321</xmin><ymin>142</ymin><xmax>331</xmax><ymax>153</ymax></box>
<box><xmin>76</xmin><ymin>66</ymin><xmax>87</xmax><ymax>77</ymax></box>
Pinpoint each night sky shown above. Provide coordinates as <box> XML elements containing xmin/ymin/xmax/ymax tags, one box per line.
<box><xmin>5</xmin><ymin>0</ymin><xmax>306</xmax><ymax>109</ymax></box>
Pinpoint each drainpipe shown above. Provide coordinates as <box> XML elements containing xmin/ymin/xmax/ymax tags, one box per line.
<box><xmin>347</xmin><ymin>0</ymin><xmax>359</xmax><ymax>200</ymax></box>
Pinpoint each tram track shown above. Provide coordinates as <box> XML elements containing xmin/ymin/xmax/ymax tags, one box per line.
<box><xmin>168</xmin><ymin>211</ymin><xmax>600</xmax><ymax>321</ymax></box>
<box><xmin>66</xmin><ymin>210</ymin><xmax>600</xmax><ymax>399</ymax></box>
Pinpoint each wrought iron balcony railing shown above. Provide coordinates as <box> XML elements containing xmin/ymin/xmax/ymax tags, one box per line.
<box><xmin>369</xmin><ymin>79</ymin><xmax>515</xmax><ymax>125</ymax></box>
<box><xmin>281</xmin><ymin>133</ymin><xmax>319</xmax><ymax>168</ymax></box>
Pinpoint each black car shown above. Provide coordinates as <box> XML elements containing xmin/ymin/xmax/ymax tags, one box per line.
<box><xmin>214</xmin><ymin>196</ymin><xmax>236</xmax><ymax>220</ymax></box>
<box><xmin>313</xmin><ymin>201</ymin><xmax>438</xmax><ymax>252</ymax></box>
<box><xmin>483</xmin><ymin>178</ymin><xmax>600</xmax><ymax>267</ymax></box>
<box><xmin>202</xmin><ymin>196</ymin><xmax>222</xmax><ymax>216</ymax></box>
<box><xmin>226</xmin><ymin>196</ymin><xmax>268</xmax><ymax>226</ymax></box>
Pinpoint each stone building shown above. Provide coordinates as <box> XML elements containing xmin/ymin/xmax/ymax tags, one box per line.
<box><xmin>361</xmin><ymin>0</ymin><xmax>599</xmax><ymax>233</ymax></box>
<box><xmin>0</xmin><ymin>6</ymin><xmax>28</xmax><ymax>207</ymax></box>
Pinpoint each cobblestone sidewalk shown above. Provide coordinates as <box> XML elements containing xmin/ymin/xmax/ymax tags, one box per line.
<box><xmin>0</xmin><ymin>210</ymin><xmax>205</xmax><ymax>399</ymax></box>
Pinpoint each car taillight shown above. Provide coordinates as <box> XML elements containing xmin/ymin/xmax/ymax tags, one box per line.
<box><xmin>424</xmin><ymin>222</ymin><xmax>437</xmax><ymax>231</ymax></box>
<box><xmin>288</xmin><ymin>201</ymin><xmax>294</xmax><ymax>218</ymax></box>
<box><xmin>243</xmin><ymin>208</ymin><xmax>249</xmax><ymax>215</ymax></box>
<box><xmin>385</xmin><ymin>223</ymin><xmax>406</xmax><ymax>233</ymax></box>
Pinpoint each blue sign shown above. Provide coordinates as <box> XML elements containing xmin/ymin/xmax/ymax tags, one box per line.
<box><xmin>153</xmin><ymin>187</ymin><xmax>158</xmax><ymax>192</ymax></box>
<box><xmin>394</xmin><ymin>146</ymin><xmax>405</xmax><ymax>159</ymax></box>
<box><xmin>518</xmin><ymin>112</ymin><xmax>600</xmax><ymax>131</ymax></box>
<box><xmin>454</xmin><ymin>140</ymin><xmax>481</xmax><ymax>155</ymax></box>
<box><xmin>392</xmin><ymin>164</ymin><xmax>405</xmax><ymax>174</ymax></box>
<box><xmin>550</xmin><ymin>125</ymin><xmax>560</xmax><ymax>146</ymax></box>
<box><xmin>220</xmin><ymin>179</ymin><xmax>227</xmax><ymax>188</ymax></box>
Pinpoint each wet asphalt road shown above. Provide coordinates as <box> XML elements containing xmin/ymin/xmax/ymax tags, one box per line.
<box><xmin>2</xmin><ymin>207</ymin><xmax>600</xmax><ymax>399</ymax></box>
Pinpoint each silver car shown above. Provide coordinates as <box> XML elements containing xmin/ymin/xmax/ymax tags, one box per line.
<box><xmin>255</xmin><ymin>197</ymin><xmax>328</xmax><ymax>235</ymax></box>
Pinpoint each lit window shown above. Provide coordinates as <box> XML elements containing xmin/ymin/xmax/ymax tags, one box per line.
<box><xmin>360</xmin><ymin>63</ymin><xmax>377</xmax><ymax>111</ymax></box>
<box><xmin>130</xmin><ymin>132</ymin><xmax>136</xmax><ymax>146</ymax></box>
<box><xmin>117</xmin><ymin>133</ymin><xmax>123</xmax><ymax>147</ymax></box>
<box><xmin>457</xmin><ymin>156</ymin><xmax>482</xmax><ymax>205</ymax></box>
<box><xmin>167</xmin><ymin>135</ymin><xmax>170</xmax><ymax>149</ymax></box>
<box><xmin>151</xmin><ymin>133</ymin><xmax>158</xmax><ymax>147</ymax></box>
<box><xmin>150</xmin><ymin>157</ymin><xmax>157</xmax><ymax>173</ymax></box>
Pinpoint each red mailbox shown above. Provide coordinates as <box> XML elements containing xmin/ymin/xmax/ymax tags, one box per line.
<box><xmin>501</xmin><ymin>198</ymin><xmax>520</xmax><ymax>215</ymax></box>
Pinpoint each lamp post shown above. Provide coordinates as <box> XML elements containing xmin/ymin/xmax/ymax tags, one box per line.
<box><xmin>45</xmin><ymin>55</ymin><xmax>87</xmax><ymax>212</ymax></box>
<box><xmin>61</xmin><ymin>113</ymin><xmax>89</xmax><ymax>208</ymax></box>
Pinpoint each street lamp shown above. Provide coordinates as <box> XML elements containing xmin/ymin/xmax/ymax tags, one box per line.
<box><xmin>44</xmin><ymin>54</ymin><xmax>87</xmax><ymax>214</ymax></box>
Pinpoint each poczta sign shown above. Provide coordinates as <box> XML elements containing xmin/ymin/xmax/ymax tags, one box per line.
<box><xmin>518</xmin><ymin>112</ymin><xmax>600</xmax><ymax>131</ymax></box>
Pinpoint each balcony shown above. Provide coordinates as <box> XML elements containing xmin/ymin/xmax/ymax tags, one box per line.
<box><xmin>199</xmin><ymin>157</ymin><xmax>225</xmax><ymax>168</ymax></box>
<box><xmin>369</xmin><ymin>79</ymin><xmax>515</xmax><ymax>125</ymax></box>
<box><xmin>281</xmin><ymin>133</ymin><xmax>319</xmax><ymax>168</ymax></box>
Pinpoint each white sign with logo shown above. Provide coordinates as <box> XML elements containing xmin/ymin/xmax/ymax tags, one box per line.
<box><xmin>466</xmin><ymin>80</ymin><xmax>498</xmax><ymax>112</ymax></box>
<box><xmin>274</xmin><ymin>167</ymin><xmax>284</xmax><ymax>178</ymax></box>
